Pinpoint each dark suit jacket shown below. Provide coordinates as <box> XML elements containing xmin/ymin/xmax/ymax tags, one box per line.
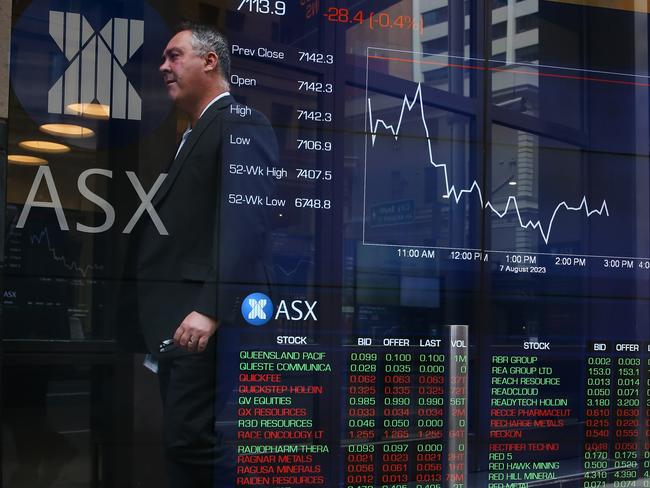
<box><xmin>125</xmin><ymin>95</ymin><xmax>277</xmax><ymax>356</ymax></box>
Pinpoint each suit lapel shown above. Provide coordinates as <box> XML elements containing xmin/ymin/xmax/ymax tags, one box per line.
<box><xmin>153</xmin><ymin>95</ymin><xmax>234</xmax><ymax>207</ymax></box>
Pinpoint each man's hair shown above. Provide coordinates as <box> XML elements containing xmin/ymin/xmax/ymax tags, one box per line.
<box><xmin>175</xmin><ymin>21</ymin><xmax>231</xmax><ymax>79</ymax></box>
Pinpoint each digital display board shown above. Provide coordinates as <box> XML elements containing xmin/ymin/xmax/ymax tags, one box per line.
<box><xmin>3</xmin><ymin>0</ymin><xmax>650</xmax><ymax>487</ymax></box>
<box><xmin>208</xmin><ymin>1</ymin><xmax>650</xmax><ymax>487</ymax></box>
<box><xmin>2</xmin><ymin>205</ymin><xmax>107</xmax><ymax>339</ymax></box>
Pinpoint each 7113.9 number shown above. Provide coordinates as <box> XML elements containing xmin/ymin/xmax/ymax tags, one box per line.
<box><xmin>237</xmin><ymin>0</ymin><xmax>286</xmax><ymax>15</ymax></box>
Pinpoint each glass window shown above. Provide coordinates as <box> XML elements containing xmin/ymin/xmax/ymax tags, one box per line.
<box><xmin>424</xmin><ymin>67</ymin><xmax>449</xmax><ymax>87</ymax></box>
<box><xmin>515</xmin><ymin>44</ymin><xmax>539</xmax><ymax>62</ymax></box>
<box><xmin>422</xmin><ymin>6</ymin><xmax>448</xmax><ymax>27</ymax></box>
<box><xmin>493</xmin><ymin>20</ymin><xmax>507</xmax><ymax>38</ymax></box>
<box><xmin>422</xmin><ymin>36</ymin><xmax>448</xmax><ymax>54</ymax></box>
<box><xmin>516</xmin><ymin>12</ymin><xmax>539</xmax><ymax>33</ymax></box>
<box><xmin>3</xmin><ymin>1</ymin><xmax>650</xmax><ymax>487</ymax></box>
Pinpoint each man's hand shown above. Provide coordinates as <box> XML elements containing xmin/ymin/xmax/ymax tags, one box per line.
<box><xmin>173</xmin><ymin>311</ymin><xmax>219</xmax><ymax>353</ymax></box>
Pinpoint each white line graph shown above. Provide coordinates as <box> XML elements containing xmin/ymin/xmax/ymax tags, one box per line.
<box><xmin>365</xmin><ymin>82</ymin><xmax>610</xmax><ymax>246</ymax></box>
<box><xmin>30</xmin><ymin>227</ymin><xmax>104</xmax><ymax>278</ymax></box>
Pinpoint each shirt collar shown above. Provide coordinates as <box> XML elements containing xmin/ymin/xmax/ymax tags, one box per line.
<box><xmin>197</xmin><ymin>91</ymin><xmax>231</xmax><ymax>123</ymax></box>
<box><xmin>176</xmin><ymin>92</ymin><xmax>230</xmax><ymax>159</ymax></box>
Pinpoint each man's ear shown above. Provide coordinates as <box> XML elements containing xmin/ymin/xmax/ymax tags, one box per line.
<box><xmin>204</xmin><ymin>51</ymin><xmax>219</xmax><ymax>73</ymax></box>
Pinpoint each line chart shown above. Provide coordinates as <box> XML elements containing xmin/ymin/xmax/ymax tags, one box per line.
<box><xmin>365</xmin><ymin>83</ymin><xmax>610</xmax><ymax>246</ymax></box>
<box><xmin>30</xmin><ymin>227</ymin><xmax>104</xmax><ymax>278</ymax></box>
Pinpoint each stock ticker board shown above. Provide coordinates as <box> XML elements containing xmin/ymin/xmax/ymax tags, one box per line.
<box><xmin>215</xmin><ymin>1</ymin><xmax>650</xmax><ymax>487</ymax></box>
<box><xmin>5</xmin><ymin>0</ymin><xmax>650</xmax><ymax>487</ymax></box>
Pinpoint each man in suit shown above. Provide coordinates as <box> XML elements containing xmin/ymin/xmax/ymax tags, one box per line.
<box><xmin>133</xmin><ymin>21</ymin><xmax>277</xmax><ymax>487</ymax></box>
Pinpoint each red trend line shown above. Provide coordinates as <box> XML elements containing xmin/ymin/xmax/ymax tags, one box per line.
<box><xmin>368</xmin><ymin>55</ymin><xmax>650</xmax><ymax>88</ymax></box>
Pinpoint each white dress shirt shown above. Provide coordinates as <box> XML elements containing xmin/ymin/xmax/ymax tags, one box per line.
<box><xmin>174</xmin><ymin>91</ymin><xmax>231</xmax><ymax>159</ymax></box>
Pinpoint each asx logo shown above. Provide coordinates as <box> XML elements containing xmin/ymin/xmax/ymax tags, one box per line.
<box><xmin>241</xmin><ymin>293</ymin><xmax>318</xmax><ymax>326</ymax></box>
<box><xmin>16</xmin><ymin>167</ymin><xmax>168</xmax><ymax>235</ymax></box>
<box><xmin>48</xmin><ymin>11</ymin><xmax>144</xmax><ymax>120</ymax></box>
<box><xmin>10</xmin><ymin>0</ymin><xmax>171</xmax><ymax>148</ymax></box>
<box><xmin>242</xmin><ymin>293</ymin><xmax>274</xmax><ymax>326</ymax></box>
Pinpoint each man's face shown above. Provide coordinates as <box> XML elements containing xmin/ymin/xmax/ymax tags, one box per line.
<box><xmin>159</xmin><ymin>30</ymin><xmax>206</xmax><ymax>107</ymax></box>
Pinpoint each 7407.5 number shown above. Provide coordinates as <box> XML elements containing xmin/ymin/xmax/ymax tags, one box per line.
<box><xmin>296</xmin><ymin>169</ymin><xmax>332</xmax><ymax>180</ymax></box>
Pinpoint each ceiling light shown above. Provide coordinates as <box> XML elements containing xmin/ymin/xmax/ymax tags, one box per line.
<box><xmin>40</xmin><ymin>123</ymin><xmax>95</xmax><ymax>138</ymax></box>
<box><xmin>8</xmin><ymin>154</ymin><xmax>48</xmax><ymax>165</ymax></box>
<box><xmin>509</xmin><ymin>180</ymin><xmax>518</xmax><ymax>186</ymax></box>
<box><xmin>67</xmin><ymin>102</ymin><xmax>110</xmax><ymax>119</ymax></box>
<box><xmin>18</xmin><ymin>140</ymin><xmax>71</xmax><ymax>153</ymax></box>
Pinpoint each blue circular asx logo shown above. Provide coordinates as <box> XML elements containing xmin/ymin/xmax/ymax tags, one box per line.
<box><xmin>10</xmin><ymin>0</ymin><xmax>171</xmax><ymax>149</ymax></box>
<box><xmin>241</xmin><ymin>293</ymin><xmax>274</xmax><ymax>326</ymax></box>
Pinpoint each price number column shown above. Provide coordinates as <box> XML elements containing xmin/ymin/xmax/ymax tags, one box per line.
<box><xmin>345</xmin><ymin>352</ymin><xmax>378</xmax><ymax>488</ymax></box>
<box><xmin>583</xmin><ymin>343</ymin><xmax>613</xmax><ymax>487</ymax></box>
<box><xmin>446</xmin><ymin>330</ymin><xmax>468</xmax><ymax>488</ymax></box>
<box><xmin>644</xmin><ymin>349</ymin><xmax>650</xmax><ymax>485</ymax></box>
<box><xmin>293</xmin><ymin>51</ymin><xmax>336</xmax><ymax>215</ymax></box>
<box><xmin>414</xmin><ymin>352</ymin><xmax>445</xmax><ymax>487</ymax></box>
<box><xmin>380</xmin><ymin>352</ymin><xmax>413</xmax><ymax>487</ymax></box>
<box><xmin>612</xmin><ymin>346</ymin><xmax>642</xmax><ymax>485</ymax></box>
